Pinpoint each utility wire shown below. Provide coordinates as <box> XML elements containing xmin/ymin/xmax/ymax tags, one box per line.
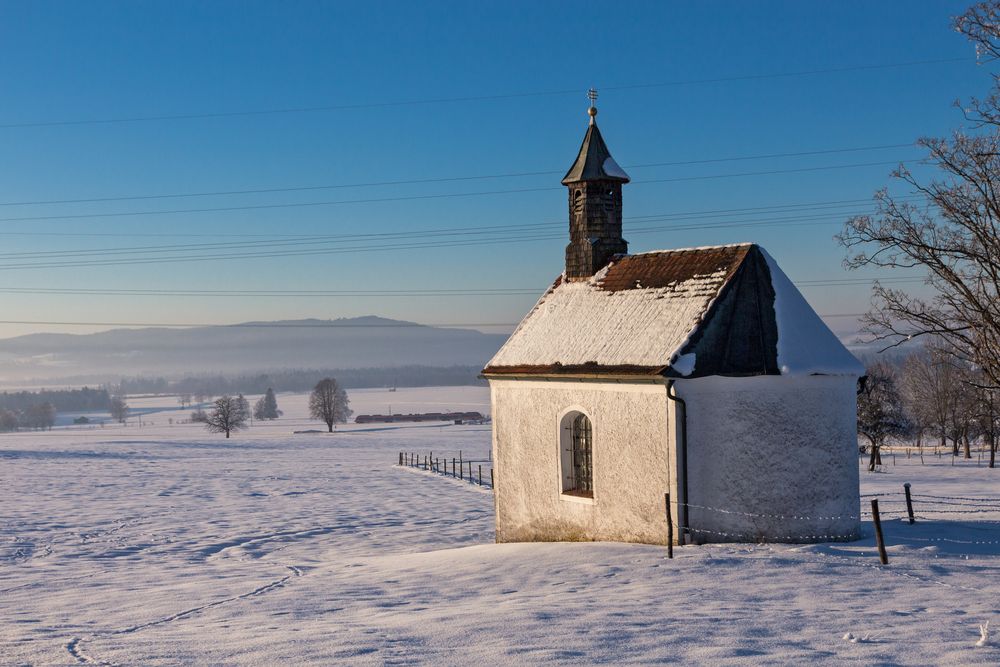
<box><xmin>0</xmin><ymin>208</ymin><xmax>926</xmax><ymax>271</ymax></box>
<box><xmin>0</xmin><ymin>277</ymin><xmax>924</xmax><ymax>298</ymax></box>
<box><xmin>0</xmin><ymin>143</ymin><xmax>913</xmax><ymax>207</ymax></box>
<box><xmin>0</xmin><ymin>57</ymin><xmax>967</xmax><ymax>129</ymax></box>
<box><xmin>0</xmin><ymin>192</ymin><xmax>931</xmax><ymax>269</ymax></box>
<box><xmin>0</xmin><ymin>194</ymin><xmax>927</xmax><ymax>240</ymax></box>
<box><xmin>0</xmin><ymin>159</ymin><xmax>910</xmax><ymax>224</ymax></box>
<box><xmin>0</xmin><ymin>313</ymin><xmax>869</xmax><ymax>329</ymax></box>
<box><xmin>0</xmin><ymin>207</ymin><xmax>890</xmax><ymax>261</ymax></box>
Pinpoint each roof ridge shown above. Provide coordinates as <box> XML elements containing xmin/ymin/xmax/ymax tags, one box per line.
<box><xmin>627</xmin><ymin>242</ymin><xmax>755</xmax><ymax>257</ymax></box>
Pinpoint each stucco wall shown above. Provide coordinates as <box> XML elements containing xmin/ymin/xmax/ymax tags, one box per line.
<box><xmin>678</xmin><ymin>374</ymin><xmax>860</xmax><ymax>543</ymax></box>
<box><xmin>490</xmin><ymin>379</ymin><xmax>674</xmax><ymax>545</ymax></box>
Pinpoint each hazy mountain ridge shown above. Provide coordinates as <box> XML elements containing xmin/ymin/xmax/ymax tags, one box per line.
<box><xmin>0</xmin><ymin>316</ymin><xmax>509</xmax><ymax>383</ymax></box>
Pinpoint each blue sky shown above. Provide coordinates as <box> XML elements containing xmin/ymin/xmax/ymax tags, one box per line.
<box><xmin>0</xmin><ymin>0</ymin><xmax>989</xmax><ymax>339</ymax></box>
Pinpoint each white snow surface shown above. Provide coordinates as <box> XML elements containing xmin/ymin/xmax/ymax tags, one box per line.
<box><xmin>3</xmin><ymin>386</ymin><xmax>1000</xmax><ymax>665</ymax></box>
<box><xmin>487</xmin><ymin>260</ymin><xmax>729</xmax><ymax>369</ymax></box>
<box><xmin>762</xmin><ymin>248</ymin><xmax>865</xmax><ymax>376</ymax></box>
<box><xmin>601</xmin><ymin>155</ymin><xmax>630</xmax><ymax>180</ymax></box>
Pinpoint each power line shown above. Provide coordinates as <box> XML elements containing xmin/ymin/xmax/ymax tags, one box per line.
<box><xmin>0</xmin><ymin>319</ymin><xmax>520</xmax><ymax>329</ymax></box>
<box><xmin>0</xmin><ymin>194</ymin><xmax>926</xmax><ymax>240</ymax></box>
<box><xmin>0</xmin><ymin>287</ymin><xmax>543</xmax><ymax>297</ymax></box>
<box><xmin>0</xmin><ymin>215</ymin><xmax>873</xmax><ymax>270</ymax></box>
<box><xmin>0</xmin><ymin>160</ymin><xmax>909</xmax><ymax>225</ymax></box>
<box><xmin>0</xmin><ymin>207</ymin><xmax>879</xmax><ymax>261</ymax></box>
<box><xmin>0</xmin><ymin>143</ymin><xmax>913</xmax><ymax>208</ymax></box>
<box><xmin>0</xmin><ymin>57</ymin><xmax>967</xmax><ymax>129</ymax></box>
<box><xmin>0</xmin><ymin>204</ymin><xmax>930</xmax><ymax>271</ymax></box>
<box><xmin>0</xmin><ymin>312</ymin><xmax>869</xmax><ymax>330</ymax></box>
<box><xmin>0</xmin><ymin>277</ymin><xmax>924</xmax><ymax>298</ymax></box>
<box><xmin>0</xmin><ymin>190</ymin><xmax>933</xmax><ymax>269</ymax></box>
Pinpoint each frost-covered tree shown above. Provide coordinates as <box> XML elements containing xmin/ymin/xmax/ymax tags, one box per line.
<box><xmin>899</xmin><ymin>348</ymin><xmax>968</xmax><ymax>455</ymax></box>
<box><xmin>858</xmin><ymin>361</ymin><xmax>910</xmax><ymax>471</ymax></box>
<box><xmin>839</xmin><ymin>2</ymin><xmax>1000</xmax><ymax>390</ymax></box>
<box><xmin>309</xmin><ymin>378</ymin><xmax>352</xmax><ymax>432</ymax></box>
<box><xmin>253</xmin><ymin>388</ymin><xmax>282</xmax><ymax>420</ymax></box>
<box><xmin>0</xmin><ymin>408</ymin><xmax>17</xmax><ymax>432</ymax></box>
<box><xmin>203</xmin><ymin>395</ymin><xmax>248</xmax><ymax>438</ymax></box>
<box><xmin>109</xmin><ymin>395</ymin><xmax>129</xmax><ymax>424</ymax></box>
<box><xmin>237</xmin><ymin>394</ymin><xmax>250</xmax><ymax>426</ymax></box>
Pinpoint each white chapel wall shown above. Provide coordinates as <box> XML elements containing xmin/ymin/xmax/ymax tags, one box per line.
<box><xmin>678</xmin><ymin>374</ymin><xmax>860</xmax><ymax>543</ymax></box>
<box><xmin>490</xmin><ymin>379</ymin><xmax>673</xmax><ymax>544</ymax></box>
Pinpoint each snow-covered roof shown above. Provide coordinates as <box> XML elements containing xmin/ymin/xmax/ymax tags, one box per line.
<box><xmin>484</xmin><ymin>244</ymin><xmax>864</xmax><ymax>378</ymax></box>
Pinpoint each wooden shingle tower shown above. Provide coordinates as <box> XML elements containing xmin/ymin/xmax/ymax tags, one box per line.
<box><xmin>561</xmin><ymin>89</ymin><xmax>631</xmax><ymax>280</ymax></box>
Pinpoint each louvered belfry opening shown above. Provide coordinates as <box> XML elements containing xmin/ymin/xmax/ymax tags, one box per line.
<box><xmin>565</xmin><ymin>179</ymin><xmax>627</xmax><ymax>280</ymax></box>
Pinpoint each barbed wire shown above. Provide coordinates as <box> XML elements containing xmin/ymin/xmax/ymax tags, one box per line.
<box><xmin>911</xmin><ymin>493</ymin><xmax>1000</xmax><ymax>503</ymax></box>
<box><xmin>679</xmin><ymin>501</ymin><xmax>859</xmax><ymax>522</ymax></box>
<box><xmin>685</xmin><ymin>525</ymin><xmax>860</xmax><ymax>542</ymax></box>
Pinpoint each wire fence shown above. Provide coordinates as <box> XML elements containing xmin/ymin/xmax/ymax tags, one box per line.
<box><xmin>391</xmin><ymin>454</ymin><xmax>1000</xmax><ymax>556</ymax></box>
<box><xmin>396</xmin><ymin>450</ymin><xmax>494</xmax><ymax>489</ymax></box>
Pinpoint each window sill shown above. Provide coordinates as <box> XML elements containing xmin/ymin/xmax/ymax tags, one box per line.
<box><xmin>560</xmin><ymin>491</ymin><xmax>595</xmax><ymax>505</ymax></box>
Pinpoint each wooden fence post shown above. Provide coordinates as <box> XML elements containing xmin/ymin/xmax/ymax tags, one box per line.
<box><xmin>452</xmin><ymin>458</ymin><xmax>456</xmax><ymax>478</ymax></box>
<box><xmin>399</xmin><ymin>452</ymin><xmax>402</xmax><ymax>466</ymax></box>
<box><xmin>665</xmin><ymin>492</ymin><xmax>673</xmax><ymax>559</ymax></box>
<box><xmin>490</xmin><ymin>468</ymin><xmax>494</xmax><ymax>488</ymax></box>
<box><xmin>903</xmin><ymin>483</ymin><xmax>914</xmax><ymax>524</ymax></box>
<box><xmin>871</xmin><ymin>499</ymin><xmax>889</xmax><ymax>565</ymax></box>
<box><xmin>478</xmin><ymin>464</ymin><xmax>482</xmax><ymax>486</ymax></box>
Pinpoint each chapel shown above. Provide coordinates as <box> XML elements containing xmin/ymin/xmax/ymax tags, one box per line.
<box><xmin>483</xmin><ymin>97</ymin><xmax>864</xmax><ymax>544</ymax></box>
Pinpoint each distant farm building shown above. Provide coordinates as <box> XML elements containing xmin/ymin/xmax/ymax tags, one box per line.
<box><xmin>483</xmin><ymin>98</ymin><xmax>863</xmax><ymax>546</ymax></box>
<box><xmin>355</xmin><ymin>411</ymin><xmax>486</xmax><ymax>424</ymax></box>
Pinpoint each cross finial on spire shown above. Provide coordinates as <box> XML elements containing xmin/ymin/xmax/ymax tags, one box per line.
<box><xmin>587</xmin><ymin>88</ymin><xmax>598</xmax><ymax>125</ymax></box>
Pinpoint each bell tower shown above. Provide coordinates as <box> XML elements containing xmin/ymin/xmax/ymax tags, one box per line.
<box><xmin>561</xmin><ymin>89</ymin><xmax>630</xmax><ymax>280</ymax></box>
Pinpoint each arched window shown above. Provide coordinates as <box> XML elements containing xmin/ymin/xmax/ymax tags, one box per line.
<box><xmin>571</xmin><ymin>413</ymin><xmax>593</xmax><ymax>493</ymax></box>
<box><xmin>560</xmin><ymin>411</ymin><xmax>593</xmax><ymax>497</ymax></box>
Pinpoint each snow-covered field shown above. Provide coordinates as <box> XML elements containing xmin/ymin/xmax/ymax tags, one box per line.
<box><xmin>2</xmin><ymin>386</ymin><xmax>999</xmax><ymax>665</ymax></box>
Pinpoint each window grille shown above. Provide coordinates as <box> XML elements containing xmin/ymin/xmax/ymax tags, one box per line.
<box><xmin>570</xmin><ymin>413</ymin><xmax>593</xmax><ymax>495</ymax></box>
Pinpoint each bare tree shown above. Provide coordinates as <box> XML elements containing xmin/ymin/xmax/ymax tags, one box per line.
<box><xmin>178</xmin><ymin>393</ymin><xmax>191</xmax><ymax>409</ymax></box>
<box><xmin>858</xmin><ymin>361</ymin><xmax>910</xmax><ymax>471</ymax></box>
<box><xmin>203</xmin><ymin>395</ymin><xmax>248</xmax><ymax>438</ymax></box>
<box><xmin>971</xmin><ymin>379</ymin><xmax>1000</xmax><ymax>467</ymax></box>
<box><xmin>309</xmin><ymin>378</ymin><xmax>352</xmax><ymax>433</ymax></box>
<box><xmin>839</xmin><ymin>3</ymin><xmax>1000</xmax><ymax>389</ymax></box>
<box><xmin>109</xmin><ymin>395</ymin><xmax>129</xmax><ymax>424</ymax></box>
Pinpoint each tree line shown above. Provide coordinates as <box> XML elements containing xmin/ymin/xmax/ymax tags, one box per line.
<box><xmin>107</xmin><ymin>365</ymin><xmax>484</xmax><ymax>397</ymax></box>
<box><xmin>0</xmin><ymin>387</ymin><xmax>109</xmax><ymax>412</ymax></box>
<box><xmin>0</xmin><ymin>387</ymin><xmax>112</xmax><ymax>432</ymax></box>
<box><xmin>858</xmin><ymin>348</ymin><xmax>999</xmax><ymax>471</ymax></box>
<box><xmin>0</xmin><ymin>403</ymin><xmax>56</xmax><ymax>431</ymax></box>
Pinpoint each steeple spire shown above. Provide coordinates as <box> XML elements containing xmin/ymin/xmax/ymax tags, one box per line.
<box><xmin>561</xmin><ymin>89</ymin><xmax>630</xmax><ymax>185</ymax></box>
<box><xmin>562</xmin><ymin>91</ymin><xmax>630</xmax><ymax>280</ymax></box>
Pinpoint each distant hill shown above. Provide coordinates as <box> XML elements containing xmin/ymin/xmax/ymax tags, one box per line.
<box><xmin>0</xmin><ymin>316</ymin><xmax>510</xmax><ymax>384</ymax></box>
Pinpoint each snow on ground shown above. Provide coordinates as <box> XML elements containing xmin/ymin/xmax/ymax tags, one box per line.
<box><xmin>2</xmin><ymin>386</ymin><xmax>999</xmax><ymax>665</ymax></box>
